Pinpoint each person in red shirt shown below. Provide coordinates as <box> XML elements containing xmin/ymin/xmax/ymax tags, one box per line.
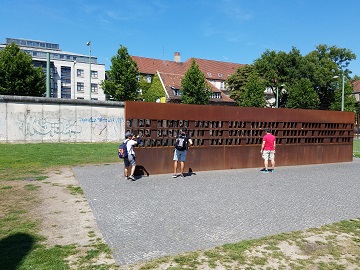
<box><xmin>260</xmin><ymin>128</ymin><xmax>276</xmax><ymax>173</ymax></box>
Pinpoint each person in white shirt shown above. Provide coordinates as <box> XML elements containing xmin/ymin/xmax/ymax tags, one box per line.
<box><xmin>125</xmin><ymin>132</ymin><xmax>140</xmax><ymax>181</ymax></box>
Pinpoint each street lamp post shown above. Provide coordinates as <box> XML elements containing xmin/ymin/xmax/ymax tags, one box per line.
<box><xmin>341</xmin><ymin>75</ymin><xmax>345</xmax><ymax>112</ymax></box>
<box><xmin>86</xmin><ymin>41</ymin><xmax>91</xmax><ymax>100</ymax></box>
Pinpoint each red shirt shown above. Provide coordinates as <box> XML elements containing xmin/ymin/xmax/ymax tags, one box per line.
<box><xmin>263</xmin><ymin>133</ymin><xmax>276</xmax><ymax>151</ymax></box>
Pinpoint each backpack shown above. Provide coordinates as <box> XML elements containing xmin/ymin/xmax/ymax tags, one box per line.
<box><xmin>118</xmin><ymin>140</ymin><xmax>128</xmax><ymax>159</ymax></box>
<box><xmin>175</xmin><ymin>134</ymin><xmax>188</xmax><ymax>151</ymax></box>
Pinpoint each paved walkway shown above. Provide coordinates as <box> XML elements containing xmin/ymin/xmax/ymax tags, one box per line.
<box><xmin>73</xmin><ymin>159</ymin><xmax>360</xmax><ymax>266</ymax></box>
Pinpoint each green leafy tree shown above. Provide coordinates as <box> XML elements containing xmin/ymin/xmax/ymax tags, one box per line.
<box><xmin>286</xmin><ymin>78</ymin><xmax>320</xmax><ymax>109</ymax></box>
<box><xmin>238</xmin><ymin>72</ymin><xmax>266</xmax><ymax>107</ymax></box>
<box><xmin>181</xmin><ymin>59</ymin><xmax>211</xmax><ymax>104</ymax></box>
<box><xmin>0</xmin><ymin>43</ymin><xmax>45</xmax><ymax>96</ymax></box>
<box><xmin>139</xmin><ymin>75</ymin><xmax>151</xmax><ymax>100</ymax></box>
<box><xmin>250</xmin><ymin>45</ymin><xmax>356</xmax><ymax>110</ymax></box>
<box><xmin>305</xmin><ymin>45</ymin><xmax>356</xmax><ymax>110</ymax></box>
<box><xmin>226</xmin><ymin>65</ymin><xmax>255</xmax><ymax>102</ymax></box>
<box><xmin>100</xmin><ymin>45</ymin><xmax>139</xmax><ymax>101</ymax></box>
<box><xmin>143</xmin><ymin>73</ymin><xmax>165</xmax><ymax>102</ymax></box>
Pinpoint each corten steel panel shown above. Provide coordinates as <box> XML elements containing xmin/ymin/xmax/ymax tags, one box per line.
<box><xmin>125</xmin><ymin>102</ymin><xmax>354</xmax><ymax>175</ymax></box>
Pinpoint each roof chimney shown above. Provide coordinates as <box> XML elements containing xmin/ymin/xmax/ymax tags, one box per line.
<box><xmin>174</xmin><ymin>52</ymin><xmax>181</xmax><ymax>63</ymax></box>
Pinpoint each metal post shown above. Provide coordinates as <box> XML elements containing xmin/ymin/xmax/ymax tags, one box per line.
<box><xmin>87</xmin><ymin>41</ymin><xmax>92</xmax><ymax>100</ymax></box>
<box><xmin>276</xmin><ymin>87</ymin><xmax>278</xmax><ymax>108</ymax></box>
<box><xmin>46</xmin><ymin>52</ymin><xmax>50</xmax><ymax>97</ymax></box>
<box><xmin>341</xmin><ymin>75</ymin><xmax>345</xmax><ymax>111</ymax></box>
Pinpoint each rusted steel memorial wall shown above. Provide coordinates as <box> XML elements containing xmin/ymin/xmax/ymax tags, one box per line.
<box><xmin>125</xmin><ymin>102</ymin><xmax>354</xmax><ymax>175</ymax></box>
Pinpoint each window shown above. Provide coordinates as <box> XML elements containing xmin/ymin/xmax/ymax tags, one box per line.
<box><xmin>91</xmin><ymin>70</ymin><xmax>98</xmax><ymax>79</ymax></box>
<box><xmin>211</xmin><ymin>92</ymin><xmax>222</xmax><ymax>99</ymax></box>
<box><xmin>91</xmin><ymin>83</ymin><xmax>98</xmax><ymax>93</ymax></box>
<box><xmin>77</xmin><ymin>82</ymin><xmax>84</xmax><ymax>92</ymax></box>
<box><xmin>220</xmin><ymin>81</ymin><xmax>225</xmax><ymax>90</ymax></box>
<box><xmin>146</xmin><ymin>75</ymin><xmax>152</xmax><ymax>83</ymax></box>
<box><xmin>77</xmin><ymin>69</ymin><xmax>84</xmax><ymax>77</ymax></box>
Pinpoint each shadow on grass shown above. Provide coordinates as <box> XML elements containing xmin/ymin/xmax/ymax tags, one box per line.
<box><xmin>0</xmin><ymin>233</ymin><xmax>35</xmax><ymax>270</ymax></box>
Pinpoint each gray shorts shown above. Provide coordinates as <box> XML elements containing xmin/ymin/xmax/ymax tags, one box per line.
<box><xmin>128</xmin><ymin>154</ymin><xmax>136</xmax><ymax>166</ymax></box>
<box><xmin>173</xmin><ymin>149</ymin><xmax>187</xmax><ymax>162</ymax></box>
<box><xmin>262</xmin><ymin>150</ymin><xmax>275</xmax><ymax>161</ymax></box>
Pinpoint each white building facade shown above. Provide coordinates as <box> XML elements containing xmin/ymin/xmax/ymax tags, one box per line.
<box><xmin>0</xmin><ymin>38</ymin><xmax>106</xmax><ymax>100</ymax></box>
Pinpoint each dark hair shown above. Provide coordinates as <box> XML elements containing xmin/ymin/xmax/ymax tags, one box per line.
<box><xmin>265</xmin><ymin>128</ymin><xmax>271</xmax><ymax>133</ymax></box>
<box><xmin>181</xmin><ymin>128</ymin><xmax>187</xmax><ymax>133</ymax></box>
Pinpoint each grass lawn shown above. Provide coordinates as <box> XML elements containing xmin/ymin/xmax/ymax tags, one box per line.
<box><xmin>0</xmin><ymin>142</ymin><xmax>359</xmax><ymax>269</ymax></box>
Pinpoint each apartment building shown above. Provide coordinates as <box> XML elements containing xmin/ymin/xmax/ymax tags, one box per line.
<box><xmin>0</xmin><ymin>38</ymin><xmax>106</xmax><ymax>100</ymax></box>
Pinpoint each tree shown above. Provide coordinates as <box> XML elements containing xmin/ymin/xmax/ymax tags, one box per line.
<box><xmin>138</xmin><ymin>75</ymin><xmax>151</xmax><ymax>100</ymax></box>
<box><xmin>0</xmin><ymin>43</ymin><xmax>45</xmax><ymax>96</ymax></box>
<box><xmin>142</xmin><ymin>73</ymin><xmax>165</xmax><ymax>102</ymax></box>
<box><xmin>237</xmin><ymin>72</ymin><xmax>266</xmax><ymax>107</ymax></box>
<box><xmin>226</xmin><ymin>65</ymin><xmax>255</xmax><ymax>102</ymax></box>
<box><xmin>180</xmin><ymin>59</ymin><xmax>211</xmax><ymax>105</ymax></box>
<box><xmin>250</xmin><ymin>45</ymin><xmax>357</xmax><ymax>111</ymax></box>
<box><xmin>286</xmin><ymin>78</ymin><xmax>320</xmax><ymax>109</ymax></box>
<box><xmin>100</xmin><ymin>45</ymin><xmax>139</xmax><ymax>101</ymax></box>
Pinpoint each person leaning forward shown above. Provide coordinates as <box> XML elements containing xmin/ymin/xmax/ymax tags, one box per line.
<box><xmin>124</xmin><ymin>131</ymin><xmax>141</xmax><ymax>181</ymax></box>
<box><xmin>260</xmin><ymin>128</ymin><xmax>276</xmax><ymax>173</ymax></box>
<box><xmin>173</xmin><ymin>128</ymin><xmax>193</xmax><ymax>178</ymax></box>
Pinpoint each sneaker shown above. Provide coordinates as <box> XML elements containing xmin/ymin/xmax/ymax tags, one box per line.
<box><xmin>270</xmin><ymin>169</ymin><xmax>275</xmax><ymax>173</ymax></box>
<box><xmin>180</xmin><ymin>174</ymin><xmax>184</xmax><ymax>178</ymax></box>
<box><xmin>128</xmin><ymin>175</ymin><xmax>136</xmax><ymax>181</ymax></box>
<box><xmin>263</xmin><ymin>170</ymin><xmax>269</xmax><ymax>173</ymax></box>
<box><xmin>172</xmin><ymin>174</ymin><xmax>177</xmax><ymax>178</ymax></box>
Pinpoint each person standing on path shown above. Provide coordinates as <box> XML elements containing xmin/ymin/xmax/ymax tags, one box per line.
<box><xmin>173</xmin><ymin>128</ymin><xmax>193</xmax><ymax>178</ymax></box>
<box><xmin>125</xmin><ymin>132</ymin><xmax>141</xmax><ymax>181</ymax></box>
<box><xmin>122</xmin><ymin>132</ymin><xmax>131</xmax><ymax>179</ymax></box>
<box><xmin>260</xmin><ymin>128</ymin><xmax>276</xmax><ymax>173</ymax></box>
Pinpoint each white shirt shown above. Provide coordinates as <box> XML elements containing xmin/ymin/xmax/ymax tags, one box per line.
<box><xmin>126</xmin><ymin>139</ymin><xmax>137</xmax><ymax>156</ymax></box>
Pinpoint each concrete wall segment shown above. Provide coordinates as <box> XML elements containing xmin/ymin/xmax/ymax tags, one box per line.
<box><xmin>0</xmin><ymin>95</ymin><xmax>124</xmax><ymax>143</ymax></box>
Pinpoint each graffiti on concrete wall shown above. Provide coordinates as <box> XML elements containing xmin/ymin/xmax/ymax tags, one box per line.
<box><xmin>19</xmin><ymin>115</ymin><xmax>82</xmax><ymax>137</ymax></box>
<box><xmin>18</xmin><ymin>115</ymin><xmax>125</xmax><ymax>137</ymax></box>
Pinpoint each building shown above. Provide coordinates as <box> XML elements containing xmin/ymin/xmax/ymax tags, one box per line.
<box><xmin>352</xmin><ymin>79</ymin><xmax>360</xmax><ymax>103</ymax></box>
<box><xmin>132</xmin><ymin>52</ymin><xmax>244</xmax><ymax>105</ymax></box>
<box><xmin>0</xmin><ymin>38</ymin><xmax>106</xmax><ymax>100</ymax></box>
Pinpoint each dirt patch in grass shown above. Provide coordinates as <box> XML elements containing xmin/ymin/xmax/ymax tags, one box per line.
<box><xmin>30</xmin><ymin>167</ymin><xmax>117</xmax><ymax>268</ymax></box>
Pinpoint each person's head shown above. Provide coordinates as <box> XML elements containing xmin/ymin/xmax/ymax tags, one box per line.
<box><xmin>125</xmin><ymin>131</ymin><xmax>133</xmax><ymax>139</ymax></box>
<box><xmin>181</xmin><ymin>128</ymin><xmax>187</xmax><ymax>135</ymax></box>
<box><xmin>265</xmin><ymin>128</ymin><xmax>271</xmax><ymax>133</ymax></box>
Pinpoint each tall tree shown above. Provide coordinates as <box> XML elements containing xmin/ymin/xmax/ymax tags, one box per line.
<box><xmin>238</xmin><ymin>72</ymin><xmax>266</xmax><ymax>107</ymax></box>
<box><xmin>100</xmin><ymin>45</ymin><xmax>139</xmax><ymax>101</ymax></box>
<box><xmin>142</xmin><ymin>73</ymin><xmax>165</xmax><ymax>102</ymax></box>
<box><xmin>226</xmin><ymin>65</ymin><xmax>255</xmax><ymax>102</ymax></box>
<box><xmin>181</xmin><ymin>59</ymin><xmax>211</xmax><ymax>105</ymax></box>
<box><xmin>0</xmin><ymin>43</ymin><xmax>45</xmax><ymax>96</ymax></box>
<box><xmin>286</xmin><ymin>78</ymin><xmax>320</xmax><ymax>109</ymax></box>
<box><xmin>250</xmin><ymin>45</ymin><xmax>356</xmax><ymax>111</ymax></box>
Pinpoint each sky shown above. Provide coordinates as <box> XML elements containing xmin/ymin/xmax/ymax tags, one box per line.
<box><xmin>1</xmin><ymin>0</ymin><xmax>360</xmax><ymax>76</ymax></box>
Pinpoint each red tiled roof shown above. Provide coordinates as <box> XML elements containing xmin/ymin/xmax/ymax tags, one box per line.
<box><xmin>132</xmin><ymin>56</ymin><xmax>184</xmax><ymax>75</ymax></box>
<box><xmin>188</xmin><ymin>58</ymin><xmax>244</xmax><ymax>80</ymax></box>
<box><xmin>132</xmin><ymin>55</ymin><xmax>244</xmax><ymax>80</ymax></box>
